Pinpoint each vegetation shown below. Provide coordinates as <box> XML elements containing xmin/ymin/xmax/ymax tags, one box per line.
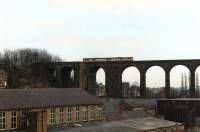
<box><xmin>0</xmin><ymin>48</ymin><xmax>61</xmax><ymax>65</ymax></box>
<box><xmin>0</xmin><ymin>48</ymin><xmax>62</xmax><ymax>89</ymax></box>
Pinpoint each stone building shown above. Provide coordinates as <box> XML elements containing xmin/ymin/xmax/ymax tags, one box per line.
<box><xmin>122</xmin><ymin>82</ymin><xmax>130</xmax><ymax>97</ymax></box>
<box><xmin>0</xmin><ymin>88</ymin><xmax>104</xmax><ymax>132</ymax></box>
<box><xmin>0</xmin><ymin>69</ymin><xmax>7</xmax><ymax>89</ymax></box>
<box><xmin>157</xmin><ymin>98</ymin><xmax>200</xmax><ymax>129</ymax></box>
<box><xmin>120</xmin><ymin>99</ymin><xmax>156</xmax><ymax>113</ymax></box>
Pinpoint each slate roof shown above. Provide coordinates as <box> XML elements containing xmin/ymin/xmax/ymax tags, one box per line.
<box><xmin>0</xmin><ymin>88</ymin><xmax>103</xmax><ymax>110</ymax></box>
<box><xmin>122</xmin><ymin>99</ymin><xmax>157</xmax><ymax>108</ymax></box>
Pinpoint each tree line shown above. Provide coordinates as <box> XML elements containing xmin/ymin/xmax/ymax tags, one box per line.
<box><xmin>0</xmin><ymin>48</ymin><xmax>61</xmax><ymax>66</ymax></box>
<box><xmin>0</xmin><ymin>48</ymin><xmax>62</xmax><ymax>89</ymax></box>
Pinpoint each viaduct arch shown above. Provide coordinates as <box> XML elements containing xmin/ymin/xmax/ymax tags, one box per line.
<box><xmin>47</xmin><ymin>58</ymin><xmax>200</xmax><ymax>98</ymax></box>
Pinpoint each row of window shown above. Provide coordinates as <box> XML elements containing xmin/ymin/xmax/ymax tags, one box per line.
<box><xmin>0</xmin><ymin>107</ymin><xmax>103</xmax><ymax>129</ymax></box>
<box><xmin>0</xmin><ymin>81</ymin><xmax>7</xmax><ymax>86</ymax></box>
<box><xmin>50</xmin><ymin>106</ymin><xmax>103</xmax><ymax>125</ymax></box>
<box><xmin>0</xmin><ymin>112</ymin><xmax>17</xmax><ymax>130</ymax></box>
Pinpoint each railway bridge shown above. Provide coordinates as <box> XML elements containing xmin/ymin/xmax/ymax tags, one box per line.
<box><xmin>47</xmin><ymin>57</ymin><xmax>200</xmax><ymax>98</ymax></box>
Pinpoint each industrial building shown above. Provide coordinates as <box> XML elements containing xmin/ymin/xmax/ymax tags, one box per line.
<box><xmin>0</xmin><ymin>88</ymin><xmax>104</xmax><ymax>132</ymax></box>
<box><xmin>157</xmin><ymin>98</ymin><xmax>200</xmax><ymax>129</ymax></box>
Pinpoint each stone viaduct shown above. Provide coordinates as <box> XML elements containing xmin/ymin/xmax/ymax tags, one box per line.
<box><xmin>47</xmin><ymin>58</ymin><xmax>200</xmax><ymax>98</ymax></box>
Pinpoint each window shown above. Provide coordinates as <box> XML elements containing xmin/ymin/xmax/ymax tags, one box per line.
<box><xmin>21</xmin><ymin>112</ymin><xmax>27</xmax><ymax>129</ymax></box>
<box><xmin>0</xmin><ymin>112</ymin><xmax>5</xmax><ymax>130</ymax></box>
<box><xmin>59</xmin><ymin>108</ymin><xmax>64</xmax><ymax>124</ymax></box>
<box><xmin>83</xmin><ymin>107</ymin><xmax>88</xmax><ymax>121</ymax></box>
<box><xmin>11</xmin><ymin>111</ymin><xmax>17</xmax><ymax>129</ymax></box>
<box><xmin>4</xmin><ymin>81</ymin><xmax>7</xmax><ymax>87</ymax></box>
<box><xmin>96</xmin><ymin>107</ymin><xmax>103</xmax><ymax>120</ymax></box>
<box><xmin>53</xmin><ymin>70</ymin><xmax>57</xmax><ymax>77</ymax></box>
<box><xmin>75</xmin><ymin>106</ymin><xmax>80</xmax><ymax>122</ymax></box>
<box><xmin>90</xmin><ymin>106</ymin><xmax>95</xmax><ymax>120</ymax></box>
<box><xmin>50</xmin><ymin>108</ymin><xmax>56</xmax><ymax>125</ymax></box>
<box><xmin>67</xmin><ymin>107</ymin><xmax>72</xmax><ymax>123</ymax></box>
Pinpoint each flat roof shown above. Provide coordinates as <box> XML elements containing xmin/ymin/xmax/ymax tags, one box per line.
<box><xmin>158</xmin><ymin>98</ymin><xmax>200</xmax><ymax>101</ymax></box>
<box><xmin>49</xmin><ymin>117</ymin><xmax>182</xmax><ymax>132</ymax></box>
<box><xmin>113</xmin><ymin>117</ymin><xmax>181</xmax><ymax>130</ymax></box>
<box><xmin>122</xmin><ymin>99</ymin><xmax>157</xmax><ymax>108</ymax></box>
<box><xmin>0</xmin><ymin>88</ymin><xmax>103</xmax><ymax>110</ymax></box>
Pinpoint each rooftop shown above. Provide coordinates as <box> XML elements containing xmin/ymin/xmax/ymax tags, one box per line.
<box><xmin>122</xmin><ymin>98</ymin><xmax>157</xmax><ymax>108</ymax></box>
<box><xmin>0</xmin><ymin>88</ymin><xmax>103</xmax><ymax>110</ymax></box>
<box><xmin>158</xmin><ymin>98</ymin><xmax>200</xmax><ymax>101</ymax></box>
<box><xmin>49</xmin><ymin>117</ymin><xmax>183</xmax><ymax>132</ymax></box>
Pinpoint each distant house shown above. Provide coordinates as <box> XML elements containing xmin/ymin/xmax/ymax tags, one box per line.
<box><xmin>122</xmin><ymin>82</ymin><xmax>130</xmax><ymax>97</ymax></box>
<box><xmin>0</xmin><ymin>88</ymin><xmax>104</xmax><ymax>132</ymax></box>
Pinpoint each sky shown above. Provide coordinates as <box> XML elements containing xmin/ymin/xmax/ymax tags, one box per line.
<box><xmin>1</xmin><ymin>0</ymin><xmax>200</xmax><ymax>87</ymax></box>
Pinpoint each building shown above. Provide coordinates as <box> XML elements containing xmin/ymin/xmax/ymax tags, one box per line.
<box><xmin>157</xmin><ymin>98</ymin><xmax>200</xmax><ymax>129</ymax></box>
<box><xmin>103</xmin><ymin>98</ymin><xmax>156</xmax><ymax>122</ymax></box>
<box><xmin>122</xmin><ymin>83</ymin><xmax>140</xmax><ymax>98</ymax></box>
<box><xmin>122</xmin><ymin>82</ymin><xmax>130</xmax><ymax>97</ymax></box>
<box><xmin>96</xmin><ymin>83</ymin><xmax>106</xmax><ymax>97</ymax></box>
<box><xmin>49</xmin><ymin>117</ymin><xmax>184</xmax><ymax>132</ymax></box>
<box><xmin>0</xmin><ymin>69</ymin><xmax>7</xmax><ymax>89</ymax></box>
<box><xmin>0</xmin><ymin>88</ymin><xmax>104</xmax><ymax>132</ymax></box>
<box><xmin>120</xmin><ymin>99</ymin><xmax>156</xmax><ymax>114</ymax></box>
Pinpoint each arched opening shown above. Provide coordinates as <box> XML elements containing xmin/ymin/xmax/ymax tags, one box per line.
<box><xmin>170</xmin><ymin>65</ymin><xmax>190</xmax><ymax>98</ymax></box>
<box><xmin>122</xmin><ymin>66</ymin><xmax>140</xmax><ymax>98</ymax></box>
<box><xmin>53</xmin><ymin>70</ymin><xmax>57</xmax><ymax>77</ymax></box>
<box><xmin>0</xmin><ymin>69</ymin><xmax>7</xmax><ymax>89</ymax></box>
<box><xmin>96</xmin><ymin>68</ymin><xmax>106</xmax><ymax>97</ymax></box>
<box><xmin>195</xmin><ymin>66</ymin><xmax>200</xmax><ymax>97</ymax></box>
<box><xmin>146</xmin><ymin>66</ymin><xmax>165</xmax><ymax>98</ymax></box>
<box><xmin>50</xmin><ymin>69</ymin><xmax>57</xmax><ymax>88</ymax></box>
<box><xmin>70</xmin><ymin>70</ymin><xmax>75</xmax><ymax>81</ymax></box>
<box><xmin>61</xmin><ymin>67</ymin><xmax>75</xmax><ymax>88</ymax></box>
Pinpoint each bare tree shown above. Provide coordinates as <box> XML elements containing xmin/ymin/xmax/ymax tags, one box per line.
<box><xmin>0</xmin><ymin>48</ymin><xmax>62</xmax><ymax>89</ymax></box>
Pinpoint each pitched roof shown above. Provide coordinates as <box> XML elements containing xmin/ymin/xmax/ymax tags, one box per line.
<box><xmin>0</xmin><ymin>88</ymin><xmax>103</xmax><ymax>110</ymax></box>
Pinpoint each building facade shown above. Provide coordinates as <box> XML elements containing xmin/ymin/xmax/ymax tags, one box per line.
<box><xmin>157</xmin><ymin>99</ymin><xmax>199</xmax><ymax>129</ymax></box>
<box><xmin>0</xmin><ymin>105</ymin><xmax>104</xmax><ymax>131</ymax></box>
<box><xmin>0</xmin><ymin>88</ymin><xmax>104</xmax><ymax>132</ymax></box>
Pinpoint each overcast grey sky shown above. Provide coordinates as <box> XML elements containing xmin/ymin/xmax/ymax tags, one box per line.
<box><xmin>1</xmin><ymin>0</ymin><xmax>200</xmax><ymax>87</ymax></box>
<box><xmin>1</xmin><ymin>0</ymin><xmax>200</xmax><ymax>61</ymax></box>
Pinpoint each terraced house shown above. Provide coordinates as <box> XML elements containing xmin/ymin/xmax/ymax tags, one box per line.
<box><xmin>0</xmin><ymin>88</ymin><xmax>104</xmax><ymax>132</ymax></box>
